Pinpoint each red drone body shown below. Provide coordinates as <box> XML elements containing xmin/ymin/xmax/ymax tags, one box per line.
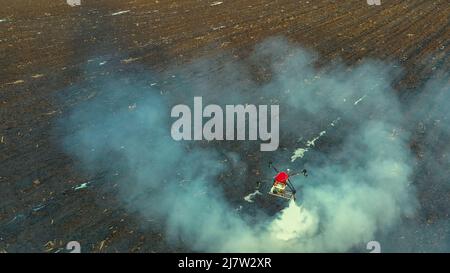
<box><xmin>274</xmin><ymin>171</ymin><xmax>289</xmax><ymax>185</ymax></box>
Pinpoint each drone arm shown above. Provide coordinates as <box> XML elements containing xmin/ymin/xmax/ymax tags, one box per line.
<box><xmin>286</xmin><ymin>179</ymin><xmax>297</xmax><ymax>194</ymax></box>
<box><xmin>268</xmin><ymin>161</ymin><xmax>279</xmax><ymax>173</ymax></box>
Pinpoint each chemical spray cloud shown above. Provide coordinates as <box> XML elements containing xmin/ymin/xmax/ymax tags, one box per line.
<box><xmin>60</xmin><ymin>37</ymin><xmax>447</xmax><ymax>252</ymax></box>
<box><xmin>382</xmin><ymin>76</ymin><xmax>450</xmax><ymax>252</ymax></box>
